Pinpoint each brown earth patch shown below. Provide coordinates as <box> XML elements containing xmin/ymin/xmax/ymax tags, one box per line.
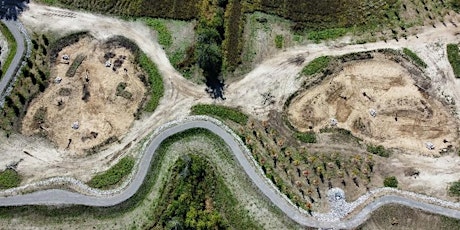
<box><xmin>21</xmin><ymin>37</ymin><xmax>147</xmax><ymax>154</ymax></box>
<box><xmin>287</xmin><ymin>55</ymin><xmax>458</xmax><ymax>155</ymax></box>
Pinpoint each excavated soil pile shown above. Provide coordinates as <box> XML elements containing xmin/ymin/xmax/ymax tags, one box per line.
<box><xmin>22</xmin><ymin>37</ymin><xmax>147</xmax><ymax>154</ymax></box>
<box><xmin>288</xmin><ymin>55</ymin><xmax>458</xmax><ymax>154</ymax></box>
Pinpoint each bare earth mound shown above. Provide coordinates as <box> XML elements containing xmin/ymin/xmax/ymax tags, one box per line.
<box><xmin>288</xmin><ymin>55</ymin><xmax>458</xmax><ymax>155</ymax></box>
<box><xmin>22</xmin><ymin>37</ymin><xmax>146</xmax><ymax>154</ymax></box>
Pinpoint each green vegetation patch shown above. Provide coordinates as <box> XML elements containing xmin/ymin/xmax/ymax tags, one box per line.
<box><xmin>367</xmin><ymin>144</ymin><xmax>391</xmax><ymax>158</ymax></box>
<box><xmin>447</xmin><ymin>44</ymin><xmax>460</xmax><ymax>78</ymax></box>
<box><xmin>403</xmin><ymin>48</ymin><xmax>427</xmax><ymax>68</ymax></box>
<box><xmin>274</xmin><ymin>34</ymin><xmax>284</xmax><ymax>49</ymax></box>
<box><xmin>383</xmin><ymin>176</ymin><xmax>398</xmax><ymax>188</ymax></box>
<box><xmin>87</xmin><ymin>156</ymin><xmax>135</xmax><ymax>189</ymax></box>
<box><xmin>0</xmin><ymin>22</ymin><xmax>18</xmax><ymax>80</ymax></box>
<box><xmin>143</xmin><ymin>18</ymin><xmax>172</xmax><ymax>48</ymax></box>
<box><xmin>448</xmin><ymin>180</ymin><xmax>460</xmax><ymax>196</ymax></box>
<box><xmin>191</xmin><ymin>104</ymin><xmax>248</xmax><ymax>124</ymax></box>
<box><xmin>0</xmin><ymin>169</ymin><xmax>21</xmax><ymax>189</ymax></box>
<box><xmin>65</xmin><ymin>54</ymin><xmax>86</xmax><ymax>78</ymax></box>
<box><xmin>294</xmin><ymin>131</ymin><xmax>316</xmax><ymax>143</ymax></box>
<box><xmin>301</xmin><ymin>56</ymin><xmax>331</xmax><ymax>76</ymax></box>
<box><xmin>139</xmin><ymin>52</ymin><xmax>164</xmax><ymax>112</ymax></box>
<box><xmin>115</xmin><ymin>82</ymin><xmax>133</xmax><ymax>99</ymax></box>
<box><xmin>307</xmin><ymin>28</ymin><xmax>349</xmax><ymax>43</ymax></box>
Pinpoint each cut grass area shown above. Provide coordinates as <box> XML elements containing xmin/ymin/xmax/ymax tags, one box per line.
<box><xmin>142</xmin><ymin>18</ymin><xmax>172</xmax><ymax>48</ymax></box>
<box><xmin>0</xmin><ymin>169</ymin><xmax>21</xmax><ymax>189</ymax></box>
<box><xmin>191</xmin><ymin>104</ymin><xmax>248</xmax><ymax>125</ymax></box>
<box><xmin>447</xmin><ymin>44</ymin><xmax>460</xmax><ymax>78</ymax></box>
<box><xmin>139</xmin><ymin>52</ymin><xmax>164</xmax><ymax>112</ymax></box>
<box><xmin>301</xmin><ymin>56</ymin><xmax>331</xmax><ymax>76</ymax></box>
<box><xmin>403</xmin><ymin>48</ymin><xmax>427</xmax><ymax>68</ymax></box>
<box><xmin>87</xmin><ymin>156</ymin><xmax>135</xmax><ymax>189</ymax></box>
<box><xmin>0</xmin><ymin>21</ymin><xmax>18</xmax><ymax>79</ymax></box>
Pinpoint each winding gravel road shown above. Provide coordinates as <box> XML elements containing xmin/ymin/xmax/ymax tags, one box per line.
<box><xmin>1</xmin><ymin>118</ymin><xmax>460</xmax><ymax>229</ymax></box>
<box><xmin>0</xmin><ymin>19</ymin><xmax>25</xmax><ymax>101</ymax></box>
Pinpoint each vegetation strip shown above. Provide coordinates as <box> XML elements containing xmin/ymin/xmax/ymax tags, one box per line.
<box><xmin>0</xmin><ymin>169</ymin><xmax>21</xmax><ymax>189</ymax></box>
<box><xmin>447</xmin><ymin>44</ymin><xmax>460</xmax><ymax>78</ymax></box>
<box><xmin>191</xmin><ymin>104</ymin><xmax>248</xmax><ymax>124</ymax></box>
<box><xmin>0</xmin><ymin>22</ymin><xmax>18</xmax><ymax>80</ymax></box>
<box><xmin>301</xmin><ymin>56</ymin><xmax>331</xmax><ymax>76</ymax></box>
<box><xmin>87</xmin><ymin>156</ymin><xmax>135</xmax><ymax>189</ymax></box>
<box><xmin>403</xmin><ymin>48</ymin><xmax>427</xmax><ymax>68</ymax></box>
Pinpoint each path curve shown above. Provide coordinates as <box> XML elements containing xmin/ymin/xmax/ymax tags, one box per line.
<box><xmin>1</xmin><ymin>116</ymin><xmax>460</xmax><ymax>229</ymax></box>
<box><xmin>0</xmin><ymin>19</ymin><xmax>26</xmax><ymax>104</ymax></box>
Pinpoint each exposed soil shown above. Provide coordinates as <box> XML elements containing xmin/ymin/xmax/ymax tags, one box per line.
<box><xmin>287</xmin><ymin>55</ymin><xmax>458</xmax><ymax>155</ymax></box>
<box><xmin>21</xmin><ymin>37</ymin><xmax>146</xmax><ymax>154</ymax></box>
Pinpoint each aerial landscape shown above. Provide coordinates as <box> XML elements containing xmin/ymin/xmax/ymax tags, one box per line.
<box><xmin>1</xmin><ymin>0</ymin><xmax>460</xmax><ymax>229</ymax></box>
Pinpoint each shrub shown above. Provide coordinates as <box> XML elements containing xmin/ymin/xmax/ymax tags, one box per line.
<box><xmin>191</xmin><ymin>104</ymin><xmax>248</xmax><ymax>124</ymax></box>
<box><xmin>447</xmin><ymin>44</ymin><xmax>460</xmax><ymax>78</ymax></box>
<box><xmin>294</xmin><ymin>131</ymin><xmax>317</xmax><ymax>143</ymax></box>
<box><xmin>367</xmin><ymin>144</ymin><xmax>391</xmax><ymax>157</ymax></box>
<box><xmin>0</xmin><ymin>169</ymin><xmax>21</xmax><ymax>189</ymax></box>
<box><xmin>449</xmin><ymin>180</ymin><xmax>460</xmax><ymax>196</ymax></box>
<box><xmin>302</xmin><ymin>56</ymin><xmax>331</xmax><ymax>76</ymax></box>
<box><xmin>275</xmin><ymin>35</ymin><xmax>284</xmax><ymax>49</ymax></box>
<box><xmin>383</xmin><ymin>176</ymin><xmax>398</xmax><ymax>188</ymax></box>
<box><xmin>87</xmin><ymin>156</ymin><xmax>135</xmax><ymax>189</ymax></box>
<box><xmin>403</xmin><ymin>48</ymin><xmax>427</xmax><ymax>68</ymax></box>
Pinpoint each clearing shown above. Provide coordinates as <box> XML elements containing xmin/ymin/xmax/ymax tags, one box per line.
<box><xmin>287</xmin><ymin>54</ymin><xmax>459</xmax><ymax>155</ymax></box>
<box><xmin>21</xmin><ymin>36</ymin><xmax>147</xmax><ymax>154</ymax></box>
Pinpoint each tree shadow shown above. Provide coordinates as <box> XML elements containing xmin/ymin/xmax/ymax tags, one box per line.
<box><xmin>0</xmin><ymin>0</ymin><xmax>29</xmax><ymax>20</ymax></box>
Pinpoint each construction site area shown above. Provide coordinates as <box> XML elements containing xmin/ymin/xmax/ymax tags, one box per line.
<box><xmin>287</xmin><ymin>53</ymin><xmax>459</xmax><ymax>155</ymax></box>
<box><xmin>21</xmin><ymin>36</ymin><xmax>147</xmax><ymax>154</ymax></box>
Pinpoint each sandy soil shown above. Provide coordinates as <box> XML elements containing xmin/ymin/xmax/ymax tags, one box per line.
<box><xmin>22</xmin><ymin>37</ymin><xmax>146</xmax><ymax>153</ymax></box>
<box><xmin>287</xmin><ymin>56</ymin><xmax>458</xmax><ymax>155</ymax></box>
<box><xmin>0</xmin><ymin>2</ymin><xmax>460</xmax><ymax>206</ymax></box>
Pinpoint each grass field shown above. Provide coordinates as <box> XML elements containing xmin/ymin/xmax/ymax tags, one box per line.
<box><xmin>301</xmin><ymin>56</ymin><xmax>331</xmax><ymax>76</ymax></box>
<box><xmin>191</xmin><ymin>104</ymin><xmax>248</xmax><ymax>125</ymax></box>
<box><xmin>403</xmin><ymin>48</ymin><xmax>427</xmax><ymax>68</ymax></box>
<box><xmin>0</xmin><ymin>169</ymin><xmax>21</xmax><ymax>189</ymax></box>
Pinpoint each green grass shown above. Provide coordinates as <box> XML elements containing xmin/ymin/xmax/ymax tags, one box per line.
<box><xmin>0</xmin><ymin>169</ymin><xmax>21</xmax><ymax>189</ymax></box>
<box><xmin>143</xmin><ymin>18</ymin><xmax>172</xmax><ymax>48</ymax></box>
<box><xmin>294</xmin><ymin>131</ymin><xmax>317</xmax><ymax>143</ymax></box>
<box><xmin>403</xmin><ymin>48</ymin><xmax>427</xmax><ymax>68</ymax></box>
<box><xmin>307</xmin><ymin>28</ymin><xmax>349</xmax><ymax>43</ymax></box>
<box><xmin>447</xmin><ymin>44</ymin><xmax>460</xmax><ymax>78</ymax></box>
<box><xmin>367</xmin><ymin>144</ymin><xmax>391</xmax><ymax>158</ymax></box>
<box><xmin>0</xmin><ymin>22</ymin><xmax>18</xmax><ymax>79</ymax></box>
<box><xmin>191</xmin><ymin>104</ymin><xmax>248</xmax><ymax>124</ymax></box>
<box><xmin>139</xmin><ymin>52</ymin><xmax>164</xmax><ymax>112</ymax></box>
<box><xmin>301</xmin><ymin>56</ymin><xmax>331</xmax><ymax>76</ymax></box>
<box><xmin>87</xmin><ymin>156</ymin><xmax>135</xmax><ymax>189</ymax></box>
<box><xmin>383</xmin><ymin>176</ymin><xmax>398</xmax><ymax>188</ymax></box>
<box><xmin>274</xmin><ymin>34</ymin><xmax>284</xmax><ymax>49</ymax></box>
<box><xmin>448</xmin><ymin>180</ymin><xmax>460</xmax><ymax>196</ymax></box>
